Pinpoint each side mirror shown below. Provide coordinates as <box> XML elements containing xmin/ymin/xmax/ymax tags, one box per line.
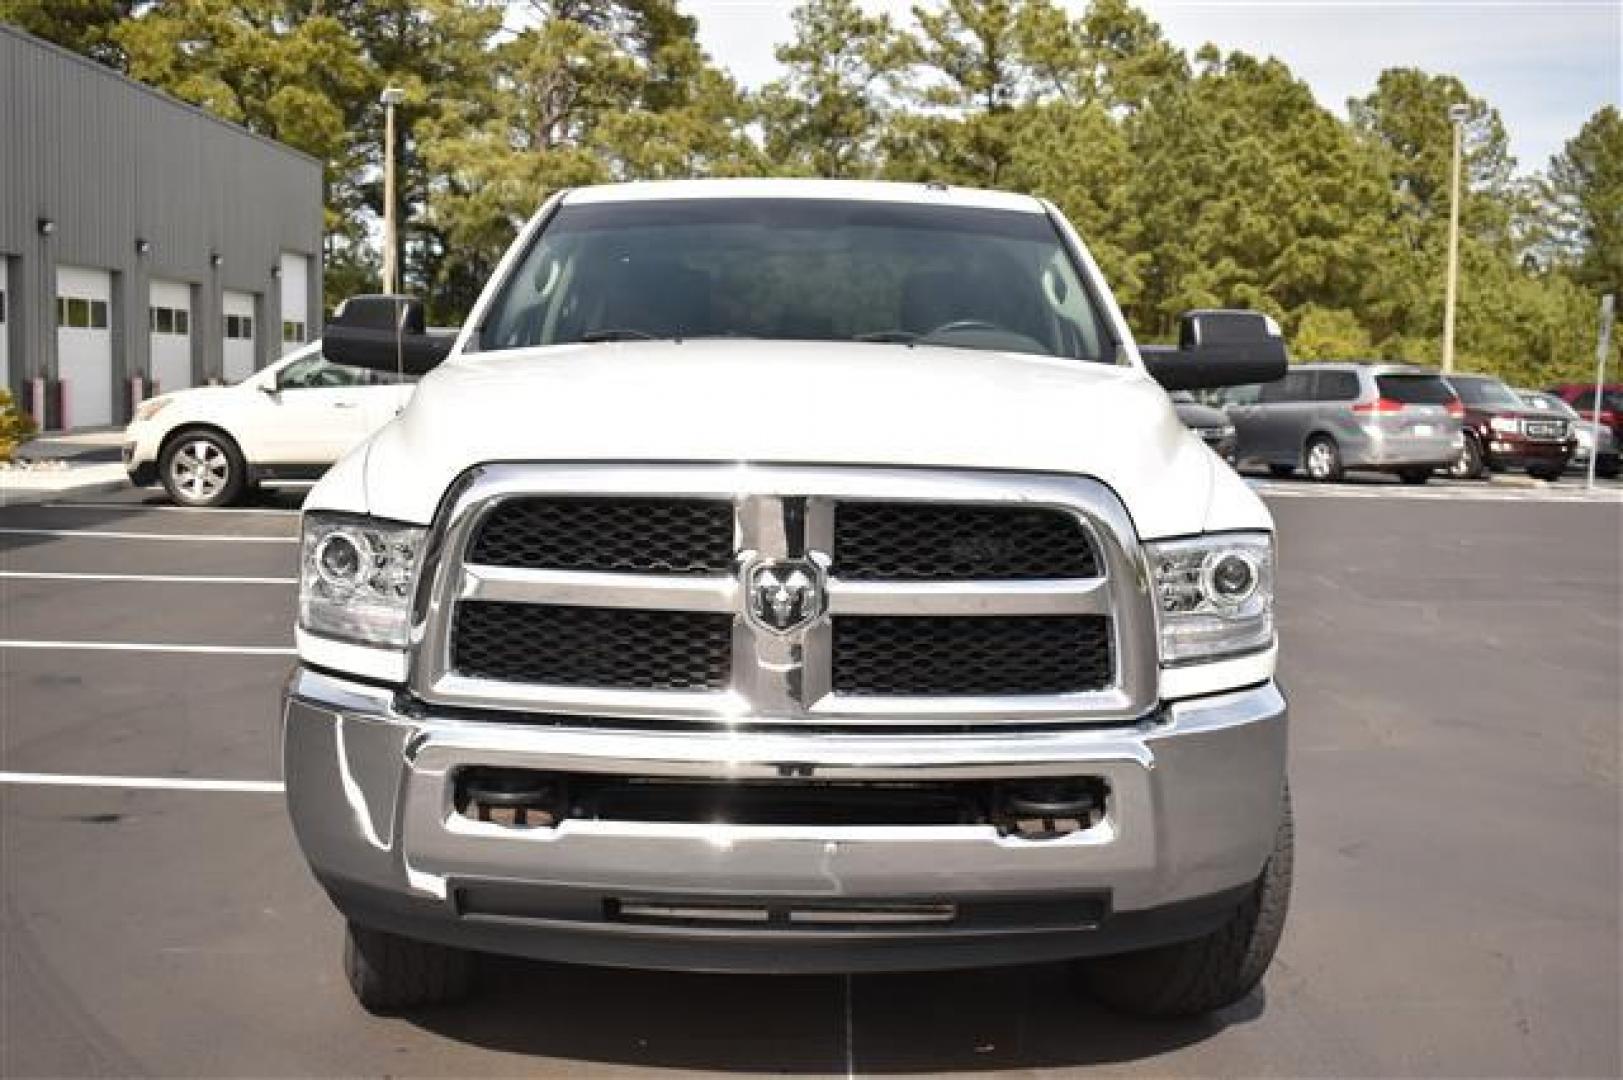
<box><xmin>321</xmin><ymin>294</ymin><xmax>451</xmax><ymax>377</ymax></box>
<box><xmin>1141</xmin><ymin>310</ymin><xmax>1288</xmax><ymax>391</ymax></box>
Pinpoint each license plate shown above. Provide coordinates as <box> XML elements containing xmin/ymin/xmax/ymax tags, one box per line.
<box><xmin>1526</xmin><ymin>422</ymin><xmax>1561</xmax><ymax>440</ymax></box>
<box><xmin>1411</xmin><ymin>424</ymin><xmax>1434</xmax><ymax>437</ymax></box>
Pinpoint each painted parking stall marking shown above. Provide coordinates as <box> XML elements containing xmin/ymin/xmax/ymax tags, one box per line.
<box><xmin>0</xmin><ymin>527</ymin><xmax>297</xmax><ymax>543</ymax></box>
<box><xmin>0</xmin><ymin>772</ymin><xmax>284</xmax><ymax>793</ymax></box>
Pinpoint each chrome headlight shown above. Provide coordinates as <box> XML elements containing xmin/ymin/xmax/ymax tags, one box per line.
<box><xmin>298</xmin><ymin>512</ymin><xmax>426</xmax><ymax>647</ymax></box>
<box><xmin>1146</xmin><ymin>532</ymin><xmax>1274</xmax><ymax>664</ymax></box>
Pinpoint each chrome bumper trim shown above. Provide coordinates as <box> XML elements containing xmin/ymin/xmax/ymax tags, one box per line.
<box><xmin>283</xmin><ymin>668</ymin><xmax>1287</xmax><ymax>925</ymax></box>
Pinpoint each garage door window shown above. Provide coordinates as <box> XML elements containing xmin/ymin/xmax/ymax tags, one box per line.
<box><xmin>58</xmin><ymin>296</ymin><xmax>108</xmax><ymax>329</ymax></box>
<box><xmin>226</xmin><ymin>315</ymin><xmax>254</xmax><ymax>340</ymax></box>
<box><xmin>282</xmin><ymin>320</ymin><xmax>306</xmax><ymax>344</ymax></box>
<box><xmin>149</xmin><ymin>306</ymin><xmax>189</xmax><ymax>334</ymax></box>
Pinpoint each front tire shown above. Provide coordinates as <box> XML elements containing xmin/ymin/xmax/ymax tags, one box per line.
<box><xmin>344</xmin><ymin>922</ymin><xmax>475</xmax><ymax>1013</ymax></box>
<box><xmin>159</xmin><ymin>430</ymin><xmax>246</xmax><ymax>507</ymax></box>
<box><xmin>1303</xmin><ymin>436</ymin><xmax>1344</xmax><ymax>482</ymax></box>
<box><xmin>1077</xmin><ymin>786</ymin><xmax>1293</xmax><ymax>1019</ymax></box>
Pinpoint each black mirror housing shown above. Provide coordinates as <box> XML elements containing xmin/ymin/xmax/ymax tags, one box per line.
<box><xmin>1142</xmin><ymin>309</ymin><xmax>1288</xmax><ymax>391</ymax></box>
<box><xmin>321</xmin><ymin>294</ymin><xmax>451</xmax><ymax>376</ymax></box>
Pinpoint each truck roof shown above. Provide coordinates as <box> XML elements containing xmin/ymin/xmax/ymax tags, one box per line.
<box><xmin>561</xmin><ymin>177</ymin><xmax>1049</xmax><ymax>214</ymax></box>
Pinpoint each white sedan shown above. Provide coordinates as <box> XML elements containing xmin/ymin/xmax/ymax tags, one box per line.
<box><xmin>124</xmin><ymin>341</ymin><xmax>419</xmax><ymax>507</ymax></box>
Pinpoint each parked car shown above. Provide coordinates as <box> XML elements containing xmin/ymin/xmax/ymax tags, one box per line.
<box><xmin>1518</xmin><ymin>389</ymin><xmax>1618</xmax><ymax>478</ymax></box>
<box><xmin>123</xmin><ymin>335</ymin><xmax>441</xmax><ymax>507</ymax></box>
<box><xmin>1170</xmin><ymin>390</ymin><xmax>1237</xmax><ymax>462</ymax></box>
<box><xmin>284</xmin><ymin>179</ymin><xmax>1293</xmax><ymax>1019</ymax></box>
<box><xmin>1546</xmin><ymin>383</ymin><xmax>1623</xmax><ymax>446</ymax></box>
<box><xmin>1224</xmin><ymin>362</ymin><xmax>1462</xmax><ymax>483</ymax></box>
<box><xmin>1444</xmin><ymin>374</ymin><xmax>1576</xmax><ymax>481</ymax></box>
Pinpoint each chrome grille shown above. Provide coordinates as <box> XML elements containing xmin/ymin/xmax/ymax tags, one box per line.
<box><xmin>416</xmin><ymin>465</ymin><xmax>1155</xmax><ymax>727</ymax></box>
<box><xmin>453</xmin><ymin>602</ymin><xmax>732</xmax><ymax>691</ymax></box>
<box><xmin>834</xmin><ymin>503</ymin><xmax>1098</xmax><ymax>580</ymax></box>
<box><xmin>832</xmin><ymin>615</ymin><xmax>1112</xmax><ymax>696</ymax></box>
<box><xmin>1523</xmin><ymin>420</ymin><xmax>1567</xmax><ymax>441</ymax></box>
<box><xmin>469</xmin><ymin>497</ymin><xmax>734</xmax><ymax>574</ymax></box>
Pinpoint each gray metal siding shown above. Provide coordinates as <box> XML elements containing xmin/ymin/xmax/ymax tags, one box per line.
<box><xmin>0</xmin><ymin>24</ymin><xmax>322</xmax><ymax>422</ymax></box>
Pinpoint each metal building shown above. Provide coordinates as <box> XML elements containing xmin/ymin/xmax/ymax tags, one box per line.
<box><xmin>0</xmin><ymin>24</ymin><xmax>322</xmax><ymax>429</ymax></box>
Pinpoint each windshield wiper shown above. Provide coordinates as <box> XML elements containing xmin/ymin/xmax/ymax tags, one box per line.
<box><xmin>579</xmin><ymin>328</ymin><xmax>656</xmax><ymax>342</ymax></box>
<box><xmin>853</xmin><ymin>330</ymin><xmax>919</xmax><ymax>344</ymax></box>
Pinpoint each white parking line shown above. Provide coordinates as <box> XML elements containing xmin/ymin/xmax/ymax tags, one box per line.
<box><xmin>0</xmin><ymin>571</ymin><xmax>296</xmax><ymax>585</ymax></box>
<box><xmin>43</xmin><ymin>502</ymin><xmax>301</xmax><ymax>516</ymax></box>
<box><xmin>0</xmin><ymin>771</ymin><xmax>284</xmax><ymax>793</ymax></box>
<box><xmin>0</xmin><ymin>528</ymin><xmax>297</xmax><ymax>543</ymax></box>
<box><xmin>0</xmin><ymin>640</ymin><xmax>294</xmax><ymax>655</ymax></box>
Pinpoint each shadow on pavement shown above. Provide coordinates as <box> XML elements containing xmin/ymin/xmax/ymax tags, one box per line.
<box><xmin>410</xmin><ymin>957</ymin><xmax>1259</xmax><ymax>1072</ymax></box>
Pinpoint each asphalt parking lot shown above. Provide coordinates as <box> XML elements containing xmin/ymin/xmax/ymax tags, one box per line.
<box><xmin>2</xmin><ymin>481</ymin><xmax>1618</xmax><ymax>1078</ymax></box>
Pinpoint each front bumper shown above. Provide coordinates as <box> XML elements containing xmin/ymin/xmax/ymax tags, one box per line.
<box><xmin>283</xmin><ymin>668</ymin><xmax>1288</xmax><ymax>973</ymax></box>
<box><xmin>1483</xmin><ymin>434</ymin><xmax>1574</xmax><ymax>470</ymax></box>
<box><xmin>122</xmin><ymin>426</ymin><xmax>160</xmax><ymax>486</ymax></box>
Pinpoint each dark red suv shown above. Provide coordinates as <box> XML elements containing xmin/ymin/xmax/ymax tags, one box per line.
<box><xmin>1445</xmin><ymin>374</ymin><xmax>1576</xmax><ymax>481</ymax></box>
<box><xmin>1547</xmin><ymin>383</ymin><xmax>1622</xmax><ymax>445</ymax></box>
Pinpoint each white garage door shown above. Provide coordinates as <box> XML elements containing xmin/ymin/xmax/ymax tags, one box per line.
<box><xmin>279</xmin><ymin>253</ymin><xmax>309</xmax><ymax>357</ymax></box>
<box><xmin>149</xmin><ymin>279</ymin><xmax>192</xmax><ymax>394</ymax></box>
<box><xmin>222</xmin><ymin>290</ymin><xmax>256</xmax><ymax>383</ymax></box>
<box><xmin>0</xmin><ymin>259</ymin><xmax>10</xmax><ymax>392</ymax></box>
<box><xmin>57</xmin><ymin>265</ymin><xmax>113</xmax><ymax>428</ymax></box>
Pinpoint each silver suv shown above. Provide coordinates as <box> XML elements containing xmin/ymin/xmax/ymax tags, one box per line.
<box><xmin>1225</xmin><ymin>363</ymin><xmax>1463</xmax><ymax>483</ymax></box>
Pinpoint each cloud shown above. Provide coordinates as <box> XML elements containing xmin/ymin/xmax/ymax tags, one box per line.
<box><xmin>687</xmin><ymin>0</ymin><xmax>1621</xmax><ymax>170</ymax></box>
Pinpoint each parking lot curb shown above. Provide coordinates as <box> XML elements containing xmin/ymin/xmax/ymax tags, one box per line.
<box><xmin>1486</xmin><ymin>474</ymin><xmax>1547</xmax><ymax>490</ymax></box>
<box><xmin>0</xmin><ymin>468</ymin><xmax>131</xmax><ymax>507</ymax></box>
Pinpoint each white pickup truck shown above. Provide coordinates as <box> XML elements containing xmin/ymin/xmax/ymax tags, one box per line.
<box><xmin>283</xmin><ymin>179</ymin><xmax>1292</xmax><ymax>1019</ymax></box>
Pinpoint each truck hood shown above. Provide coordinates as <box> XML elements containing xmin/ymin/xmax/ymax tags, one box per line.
<box><xmin>345</xmin><ymin>339</ymin><xmax>1266</xmax><ymax>540</ymax></box>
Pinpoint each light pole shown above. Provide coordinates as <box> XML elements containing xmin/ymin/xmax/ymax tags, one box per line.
<box><xmin>1441</xmin><ymin>102</ymin><xmax>1470</xmax><ymax>374</ymax></box>
<box><xmin>380</xmin><ymin>87</ymin><xmax>405</xmax><ymax>295</ymax></box>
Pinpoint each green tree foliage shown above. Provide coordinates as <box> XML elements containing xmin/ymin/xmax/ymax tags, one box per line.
<box><xmin>0</xmin><ymin>0</ymin><xmax>134</xmax><ymax>67</ymax></box>
<box><xmin>4</xmin><ymin>0</ymin><xmax>1615</xmax><ymax>384</ymax></box>
<box><xmin>1544</xmin><ymin>106</ymin><xmax>1623</xmax><ymax>297</ymax></box>
<box><xmin>758</xmin><ymin>0</ymin><xmax>913</xmax><ymax>178</ymax></box>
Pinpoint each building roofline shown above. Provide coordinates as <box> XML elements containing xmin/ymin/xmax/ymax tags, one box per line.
<box><xmin>0</xmin><ymin>21</ymin><xmax>324</xmax><ymax>170</ymax></box>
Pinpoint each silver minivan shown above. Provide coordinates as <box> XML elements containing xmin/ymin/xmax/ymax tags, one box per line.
<box><xmin>1224</xmin><ymin>363</ymin><xmax>1464</xmax><ymax>483</ymax></box>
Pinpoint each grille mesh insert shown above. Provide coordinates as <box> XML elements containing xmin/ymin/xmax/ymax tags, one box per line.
<box><xmin>469</xmin><ymin>498</ymin><xmax>735</xmax><ymax>575</ymax></box>
<box><xmin>452</xmin><ymin>602</ymin><xmax>733</xmax><ymax>691</ymax></box>
<box><xmin>835</xmin><ymin>503</ymin><xmax>1097</xmax><ymax>580</ymax></box>
<box><xmin>832</xmin><ymin>615</ymin><xmax>1112</xmax><ymax>696</ymax></box>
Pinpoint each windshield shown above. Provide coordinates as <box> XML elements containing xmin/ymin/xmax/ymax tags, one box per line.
<box><xmin>479</xmin><ymin>198</ymin><xmax>1113</xmax><ymax>362</ymax></box>
<box><xmin>1519</xmin><ymin>391</ymin><xmax>1577</xmax><ymax>418</ymax></box>
<box><xmin>1450</xmin><ymin>376</ymin><xmax>1521</xmax><ymax>408</ymax></box>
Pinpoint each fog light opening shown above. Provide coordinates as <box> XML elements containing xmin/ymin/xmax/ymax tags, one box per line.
<box><xmin>995</xmin><ymin>778</ymin><xmax>1108</xmax><ymax>839</ymax></box>
<box><xmin>456</xmin><ymin>768</ymin><xmax>561</xmax><ymax>829</ymax></box>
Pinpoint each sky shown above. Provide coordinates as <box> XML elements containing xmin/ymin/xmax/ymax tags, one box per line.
<box><xmin>686</xmin><ymin>0</ymin><xmax>1623</xmax><ymax>173</ymax></box>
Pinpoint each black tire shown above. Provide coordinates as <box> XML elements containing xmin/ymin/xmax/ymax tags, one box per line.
<box><xmin>1078</xmin><ymin>785</ymin><xmax>1293</xmax><ymax>1019</ymax></box>
<box><xmin>1599</xmin><ymin>462</ymin><xmax>1620</xmax><ymax>480</ymax></box>
<box><xmin>344</xmin><ymin>922</ymin><xmax>475</xmax><ymax>1013</ymax></box>
<box><xmin>1303</xmin><ymin>436</ymin><xmax>1343</xmax><ymax>482</ymax></box>
<box><xmin>1449</xmin><ymin>434</ymin><xmax>1486</xmax><ymax>480</ymax></box>
<box><xmin>1267</xmin><ymin>464</ymin><xmax>1295</xmax><ymax>478</ymax></box>
<box><xmin>1397</xmin><ymin>468</ymin><xmax>1431</xmax><ymax>485</ymax></box>
<box><xmin>1528</xmin><ymin>466</ymin><xmax>1563</xmax><ymax>482</ymax></box>
<box><xmin>158</xmin><ymin>428</ymin><xmax>247</xmax><ymax>507</ymax></box>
